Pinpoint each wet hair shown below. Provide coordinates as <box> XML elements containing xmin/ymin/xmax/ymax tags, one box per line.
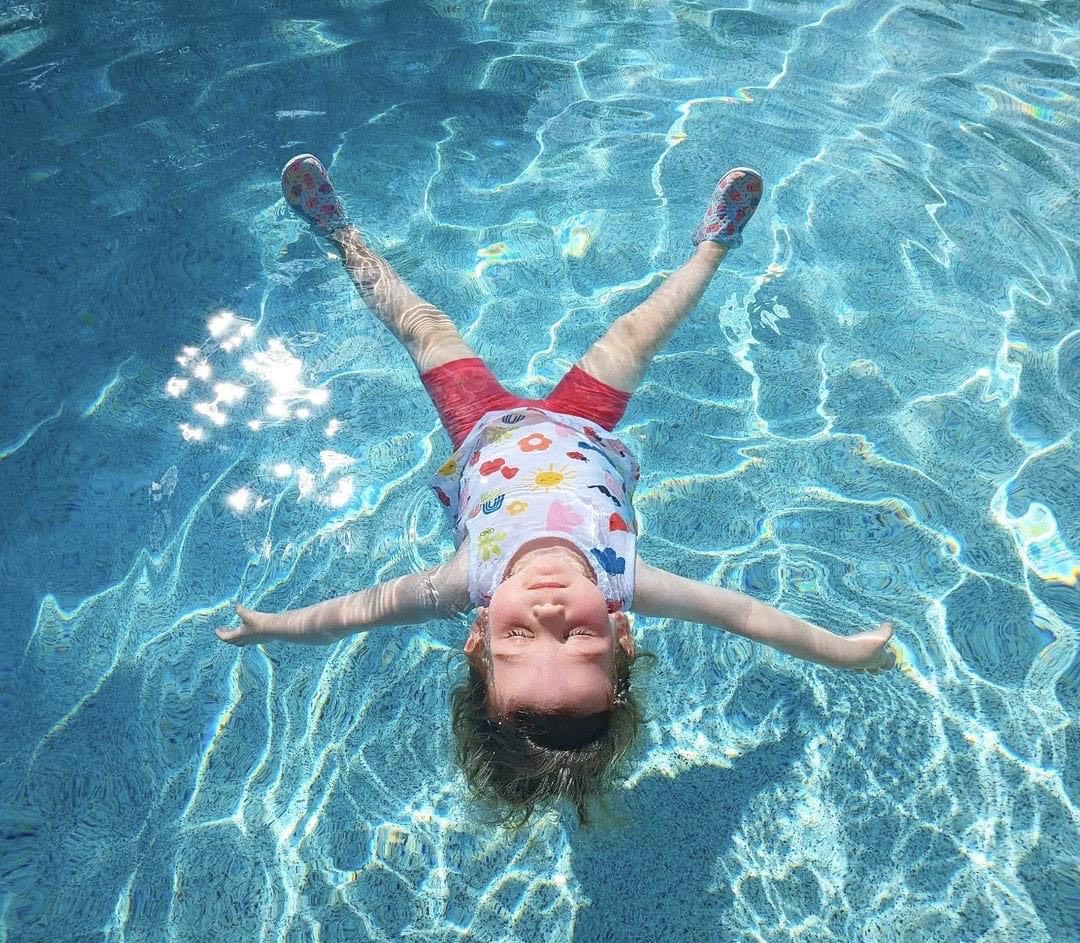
<box><xmin>448</xmin><ymin>616</ymin><xmax>656</xmax><ymax>830</ymax></box>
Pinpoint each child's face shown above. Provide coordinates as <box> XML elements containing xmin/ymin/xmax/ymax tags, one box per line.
<box><xmin>465</xmin><ymin>554</ymin><xmax>634</xmax><ymax>717</ymax></box>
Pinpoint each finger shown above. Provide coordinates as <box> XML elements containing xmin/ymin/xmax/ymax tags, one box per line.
<box><xmin>880</xmin><ymin>645</ymin><xmax>897</xmax><ymax>671</ymax></box>
<box><xmin>236</xmin><ymin>604</ymin><xmax>271</xmax><ymax>630</ymax></box>
<box><xmin>215</xmin><ymin>626</ymin><xmax>246</xmax><ymax>644</ymax></box>
<box><xmin>863</xmin><ymin>622</ymin><xmax>893</xmax><ymax>645</ymax></box>
<box><xmin>847</xmin><ymin>637</ymin><xmax>897</xmax><ymax>672</ymax></box>
<box><xmin>865</xmin><ymin>645</ymin><xmax>897</xmax><ymax>673</ymax></box>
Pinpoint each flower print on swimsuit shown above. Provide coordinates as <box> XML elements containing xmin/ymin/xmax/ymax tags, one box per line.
<box><xmin>438</xmin><ymin>457</ymin><xmax>458</xmax><ymax>477</ymax></box>
<box><xmin>590</xmin><ymin>547</ymin><xmax>626</xmax><ymax>575</ymax></box>
<box><xmin>477</xmin><ymin>528</ymin><xmax>507</xmax><ymax>561</ymax></box>
<box><xmin>518</xmin><ymin>432</ymin><xmax>552</xmax><ymax>452</ymax></box>
<box><xmin>505</xmin><ymin>500</ymin><xmax>528</xmax><ymax>516</ymax></box>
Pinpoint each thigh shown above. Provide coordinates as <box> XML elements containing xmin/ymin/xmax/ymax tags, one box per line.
<box><xmin>336</xmin><ymin>229</ymin><xmax>477</xmax><ymax>375</ymax></box>
<box><xmin>571</xmin><ymin>316</ymin><xmax>648</xmax><ymax>396</ymax></box>
<box><xmin>541</xmin><ymin>365</ymin><xmax>631</xmax><ymax>431</ymax></box>
<box><xmin>572</xmin><ymin>247</ymin><xmax>723</xmax><ymax>395</ymax></box>
<box><xmin>398</xmin><ymin>307</ymin><xmax>478</xmax><ymax>376</ymax></box>
<box><xmin>420</xmin><ymin>358</ymin><xmax>521</xmax><ymax>450</ymax></box>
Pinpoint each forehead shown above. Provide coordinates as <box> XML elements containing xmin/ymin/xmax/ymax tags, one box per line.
<box><xmin>490</xmin><ymin>660</ymin><xmax>613</xmax><ymax>712</ymax></box>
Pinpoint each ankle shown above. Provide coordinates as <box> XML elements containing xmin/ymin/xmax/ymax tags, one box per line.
<box><xmin>329</xmin><ymin>224</ymin><xmax>362</xmax><ymax>249</ymax></box>
<box><xmin>694</xmin><ymin>241</ymin><xmax>727</xmax><ymax>266</ymax></box>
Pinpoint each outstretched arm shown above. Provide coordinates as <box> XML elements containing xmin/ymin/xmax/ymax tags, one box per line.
<box><xmin>216</xmin><ymin>544</ymin><xmax>471</xmax><ymax>646</ymax></box>
<box><xmin>632</xmin><ymin>560</ymin><xmax>894</xmax><ymax>670</ymax></box>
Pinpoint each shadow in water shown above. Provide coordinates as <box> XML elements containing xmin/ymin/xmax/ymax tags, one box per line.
<box><xmin>572</xmin><ymin>727</ymin><xmax>805</xmax><ymax>942</ymax></box>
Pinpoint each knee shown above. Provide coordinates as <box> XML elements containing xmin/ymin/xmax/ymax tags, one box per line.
<box><xmin>607</xmin><ymin>312</ymin><xmax>658</xmax><ymax>359</ymax></box>
<box><xmin>398</xmin><ymin>304</ymin><xmax>455</xmax><ymax>346</ymax></box>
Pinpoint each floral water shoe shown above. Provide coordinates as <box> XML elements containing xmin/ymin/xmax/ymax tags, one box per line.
<box><xmin>692</xmin><ymin>167</ymin><xmax>763</xmax><ymax>249</ymax></box>
<box><xmin>281</xmin><ymin>154</ymin><xmax>346</xmax><ymax>234</ymax></box>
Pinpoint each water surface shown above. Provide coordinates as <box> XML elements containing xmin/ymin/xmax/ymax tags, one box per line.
<box><xmin>1</xmin><ymin>0</ymin><xmax>1078</xmax><ymax>939</ymax></box>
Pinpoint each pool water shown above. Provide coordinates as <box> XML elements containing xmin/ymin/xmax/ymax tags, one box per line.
<box><xmin>2</xmin><ymin>0</ymin><xmax>1078</xmax><ymax>939</ymax></box>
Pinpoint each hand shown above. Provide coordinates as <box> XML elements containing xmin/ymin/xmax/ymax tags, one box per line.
<box><xmin>845</xmin><ymin>622</ymin><xmax>896</xmax><ymax>673</ymax></box>
<box><xmin>215</xmin><ymin>605</ymin><xmax>283</xmax><ymax>646</ymax></box>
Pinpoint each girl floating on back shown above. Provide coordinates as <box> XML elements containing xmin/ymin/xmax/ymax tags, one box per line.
<box><xmin>217</xmin><ymin>155</ymin><xmax>895</xmax><ymax>826</ymax></box>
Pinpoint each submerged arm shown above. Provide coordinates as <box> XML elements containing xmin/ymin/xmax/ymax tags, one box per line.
<box><xmin>216</xmin><ymin>544</ymin><xmax>471</xmax><ymax>646</ymax></box>
<box><xmin>632</xmin><ymin>560</ymin><xmax>894</xmax><ymax>670</ymax></box>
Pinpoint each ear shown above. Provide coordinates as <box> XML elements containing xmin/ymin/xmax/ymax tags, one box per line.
<box><xmin>612</xmin><ymin>611</ymin><xmax>635</xmax><ymax>659</ymax></box>
<box><xmin>463</xmin><ymin>608</ymin><xmax>486</xmax><ymax>656</ymax></box>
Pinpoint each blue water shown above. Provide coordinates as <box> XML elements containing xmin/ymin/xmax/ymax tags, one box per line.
<box><xmin>1</xmin><ymin>0</ymin><xmax>1078</xmax><ymax>939</ymax></box>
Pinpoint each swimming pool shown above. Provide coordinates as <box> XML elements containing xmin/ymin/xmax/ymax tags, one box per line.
<box><xmin>1</xmin><ymin>0</ymin><xmax>1077</xmax><ymax>938</ymax></box>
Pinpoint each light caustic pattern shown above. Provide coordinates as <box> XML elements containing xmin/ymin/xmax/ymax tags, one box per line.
<box><xmin>2</xmin><ymin>0</ymin><xmax>1078</xmax><ymax>940</ymax></box>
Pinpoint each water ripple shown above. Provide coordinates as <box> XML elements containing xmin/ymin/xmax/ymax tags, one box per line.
<box><xmin>2</xmin><ymin>0</ymin><xmax>1078</xmax><ymax>939</ymax></box>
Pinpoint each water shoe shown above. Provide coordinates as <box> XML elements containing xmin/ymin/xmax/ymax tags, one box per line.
<box><xmin>692</xmin><ymin>167</ymin><xmax>763</xmax><ymax>249</ymax></box>
<box><xmin>281</xmin><ymin>154</ymin><xmax>346</xmax><ymax>234</ymax></box>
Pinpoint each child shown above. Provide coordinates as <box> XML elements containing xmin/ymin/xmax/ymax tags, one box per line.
<box><xmin>217</xmin><ymin>155</ymin><xmax>895</xmax><ymax>826</ymax></box>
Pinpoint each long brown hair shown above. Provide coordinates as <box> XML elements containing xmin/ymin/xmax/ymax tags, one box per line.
<box><xmin>448</xmin><ymin>618</ymin><xmax>656</xmax><ymax>830</ymax></box>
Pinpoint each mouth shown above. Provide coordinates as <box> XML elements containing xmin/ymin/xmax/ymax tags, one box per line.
<box><xmin>527</xmin><ymin>582</ymin><xmax>566</xmax><ymax>590</ymax></box>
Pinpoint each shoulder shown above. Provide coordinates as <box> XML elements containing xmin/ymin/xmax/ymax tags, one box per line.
<box><xmin>428</xmin><ymin>542</ymin><xmax>473</xmax><ymax>615</ymax></box>
<box><xmin>628</xmin><ymin>558</ymin><xmax>675</xmax><ymax>615</ymax></box>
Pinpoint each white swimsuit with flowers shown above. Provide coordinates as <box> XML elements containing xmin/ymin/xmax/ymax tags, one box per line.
<box><xmin>429</xmin><ymin>407</ymin><xmax>640</xmax><ymax>610</ymax></box>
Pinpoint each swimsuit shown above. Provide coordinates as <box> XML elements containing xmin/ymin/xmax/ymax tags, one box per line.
<box><xmin>427</xmin><ymin>403</ymin><xmax>640</xmax><ymax>610</ymax></box>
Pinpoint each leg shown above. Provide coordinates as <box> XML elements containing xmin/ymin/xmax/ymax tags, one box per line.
<box><xmin>332</xmin><ymin>227</ymin><xmax>523</xmax><ymax>448</ymax></box>
<box><xmin>283</xmin><ymin>154</ymin><xmax>514</xmax><ymax>449</ymax></box>
<box><xmin>572</xmin><ymin>166</ymin><xmax>762</xmax><ymax>395</ymax></box>
<box><xmin>574</xmin><ymin>241</ymin><xmax>727</xmax><ymax>394</ymax></box>
<box><xmin>282</xmin><ymin>153</ymin><xmax>476</xmax><ymax>375</ymax></box>
<box><xmin>330</xmin><ymin>225</ymin><xmax>476</xmax><ymax>375</ymax></box>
